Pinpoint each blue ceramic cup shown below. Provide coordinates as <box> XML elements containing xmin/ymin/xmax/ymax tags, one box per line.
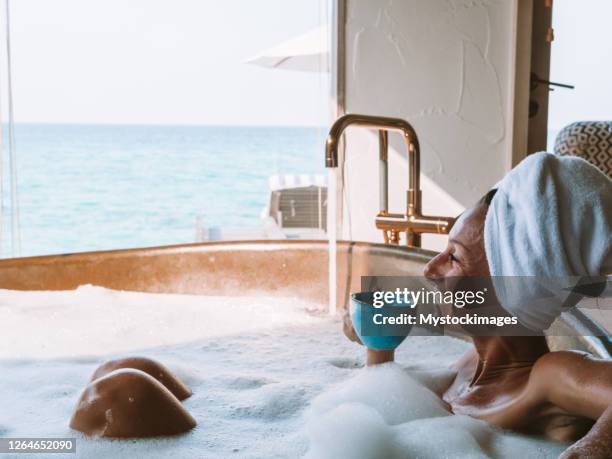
<box><xmin>350</xmin><ymin>291</ymin><xmax>412</xmax><ymax>350</ymax></box>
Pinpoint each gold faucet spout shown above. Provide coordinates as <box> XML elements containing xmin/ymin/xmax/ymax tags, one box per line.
<box><xmin>325</xmin><ymin>114</ymin><xmax>420</xmax><ymax>192</ymax></box>
<box><xmin>325</xmin><ymin>113</ymin><xmax>455</xmax><ymax>247</ymax></box>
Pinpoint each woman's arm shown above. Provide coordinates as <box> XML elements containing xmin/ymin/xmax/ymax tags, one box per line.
<box><xmin>532</xmin><ymin>351</ymin><xmax>612</xmax><ymax>458</ymax></box>
<box><xmin>535</xmin><ymin>351</ymin><xmax>612</xmax><ymax>419</ymax></box>
<box><xmin>559</xmin><ymin>407</ymin><xmax>612</xmax><ymax>459</ymax></box>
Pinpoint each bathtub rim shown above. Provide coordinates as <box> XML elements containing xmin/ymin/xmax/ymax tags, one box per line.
<box><xmin>0</xmin><ymin>239</ymin><xmax>609</xmax><ymax>358</ymax></box>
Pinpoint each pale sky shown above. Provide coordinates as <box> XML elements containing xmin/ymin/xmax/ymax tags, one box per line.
<box><xmin>9</xmin><ymin>0</ymin><xmax>330</xmax><ymax>126</ymax></box>
<box><xmin>548</xmin><ymin>0</ymin><xmax>612</xmax><ymax>131</ymax></box>
<box><xmin>5</xmin><ymin>0</ymin><xmax>611</xmax><ymax>129</ymax></box>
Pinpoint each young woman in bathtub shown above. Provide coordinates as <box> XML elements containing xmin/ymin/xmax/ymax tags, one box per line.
<box><xmin>344</xmin><ymin>153</ymin><xmax>612</xmax><ymax>458</ymax></box>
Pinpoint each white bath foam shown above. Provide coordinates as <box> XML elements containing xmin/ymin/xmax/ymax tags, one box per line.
<box><xmin>0</xmin><ymin>285</ymin><xmax>322</xmax><ymax>359</ymax></box>
<box><xmin>0</xmin><ymin>288</ymin><xmax>567</xmax><ymax>458</ymax></box>
<box><xmin>394</xmin><ymin>415</ymin><xmax>569</xmax><ymax>459</ymax></box>
<box><xmin>393</xmin><ymin>415</ymin><xmax>495</xmax><ymax>459</ymax></box>
<box><xmin>307</xmin><ymin>364</ymin><xmax>448</xmax><ymax>425</ymax></box>
<box><xmin>304</xmin><ymin>363</ymin><xmax>568</xmax><ymax>459</ymax></box>
<box><xmin>304</xmin><ymin>403</ymin><xmax>401</xmax><ymax>459</ymax></box>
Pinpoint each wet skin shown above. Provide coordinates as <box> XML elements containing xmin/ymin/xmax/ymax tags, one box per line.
<box><xmin>90</xmin><ymin>357</ymin><xmax>192</xmax><ymax>401</ymax></box>
<box><xmin>425</xmin><ymin>205</ymin><xmax>612</xmax><ymax>457</ymax></box>
<box><xmin>344</xmin><ymin>204</ymin><xmax>612</xmax><ymax>457</ymax></box>
<box><xmin>70</xmin><ymin>357</ymin><xmax>196</xmax><ymax>438</ymax></box>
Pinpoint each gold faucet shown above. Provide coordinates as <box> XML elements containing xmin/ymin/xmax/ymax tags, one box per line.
<box><xmin>325</xmin><ymin>113</ymin><xmax>455</xmax><ymax>247</ymax></box>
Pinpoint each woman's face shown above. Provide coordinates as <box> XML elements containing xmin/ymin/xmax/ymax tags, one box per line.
<box><xmin>424</xmin><ymin>204</ymin><xmax>490</xmax><ymax>279</ymax></box>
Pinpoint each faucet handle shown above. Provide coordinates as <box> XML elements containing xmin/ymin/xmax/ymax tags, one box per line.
<box><xmin>382</xmin><ymin>229</ymin><xmax>401</xmax><ymax>245</ymax></box>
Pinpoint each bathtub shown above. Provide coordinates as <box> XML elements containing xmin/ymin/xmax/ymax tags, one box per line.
<box><xmin>0</xmin><ymin>240</ymin><xmax>609</xmax><ymax>358</ymax></box>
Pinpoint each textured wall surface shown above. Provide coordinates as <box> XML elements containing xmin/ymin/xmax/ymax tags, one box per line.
<box><xmin>340</xmin><ymin>0</ymin><xmax>519</xmax><ymax>249</ymax></box>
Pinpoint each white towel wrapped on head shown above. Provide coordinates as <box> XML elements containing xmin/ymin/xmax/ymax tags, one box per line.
<box><xmin>484</xmin><ymin>152</ymin><xmax>612</xmax><ymax>331</ymax></box>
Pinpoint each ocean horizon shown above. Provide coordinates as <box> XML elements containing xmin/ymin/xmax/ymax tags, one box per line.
<box><xmin>0</xmin><ymin>124</ymin><xmax>561</xmax><ymax>258</ymax></box>
<box><xmin>0</xmin><ymin>123</ymin><xmax>327</xmax><ymax>257</ymax></box>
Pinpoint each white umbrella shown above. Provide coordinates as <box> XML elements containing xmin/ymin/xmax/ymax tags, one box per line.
<box><xmin>245</xmin><ymin>25</ymin><xmax>329</xmax><ymax>73</ymax></box>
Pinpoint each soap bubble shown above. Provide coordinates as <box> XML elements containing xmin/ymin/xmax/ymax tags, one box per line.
<box><xmin>304</xmin><ymin>363</ymin><xmax>566</xmax><ymax>459</ymax></box>
<box><xmin>307</xmin><ymin>363</ymin><xmax>448</xmax><ymax>425</ymax></box>
<box><xmin>304</xmin><ymin>403</ymin><xmax>401</xmax><ymax>459</ymax></box>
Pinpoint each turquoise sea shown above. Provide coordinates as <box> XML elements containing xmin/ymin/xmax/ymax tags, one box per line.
<box><xmin>1</xmin><ymin>124</ymin><xmax>326</xmax><ymax>257</ymax></box>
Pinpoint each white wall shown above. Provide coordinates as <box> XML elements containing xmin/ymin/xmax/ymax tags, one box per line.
<box><xmin>338</xmin><ymin>0</ymin><xmax>525</xmax><ymax>250</ymax></box>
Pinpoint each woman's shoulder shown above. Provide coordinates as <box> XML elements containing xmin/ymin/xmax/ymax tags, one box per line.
<box><xmin>529</xmin><ymin>350</ymin><xmax>609</xmax><ymax>399</ymax></box>
<box><xmin>533</xmin><ymin>350</ymin><xmax>600</xmax><ymax>372</ymax></box>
